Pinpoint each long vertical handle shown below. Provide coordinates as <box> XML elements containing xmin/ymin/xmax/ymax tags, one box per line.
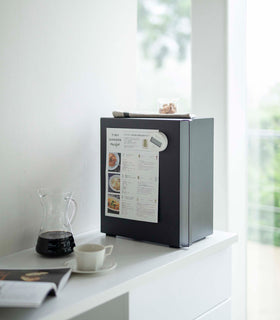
<box><xmin>69</xmin><ymin>198</ymin><xmax>77</xmax><ymax>223</ymax></box>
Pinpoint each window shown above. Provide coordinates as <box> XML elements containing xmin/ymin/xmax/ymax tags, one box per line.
<box><xmin>247</xmin><ymin>0</ymin><xmax>280</xmax><ymax>318</ymax></box>
<box><xmin>136</xmin><ymin>0</ymin><xmax>191</xmax><ymax>113</ymax></box>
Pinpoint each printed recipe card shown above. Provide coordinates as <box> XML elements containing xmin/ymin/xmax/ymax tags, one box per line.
<box><xmin>106</xmin><ymin>128</ymin><xmax>159</xmax><ymax>223</ymax></box>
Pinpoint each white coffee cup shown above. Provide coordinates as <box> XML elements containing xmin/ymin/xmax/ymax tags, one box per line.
<box><xmin>74</xmin><ymin>243</ymin><xmax>114</xmax><ymax>271</ymax></box>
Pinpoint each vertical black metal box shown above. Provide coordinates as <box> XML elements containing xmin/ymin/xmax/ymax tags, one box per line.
<box><xmin>100</xmin><ymin>117</ymin><xmax>213</xmax><ymax>247</ymax></box>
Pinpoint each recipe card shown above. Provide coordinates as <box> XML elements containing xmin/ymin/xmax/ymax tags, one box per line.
<box><xmin>105</xmin><ymin>128</ymin><xmax>159</xmax><ymax>223</ymax></box>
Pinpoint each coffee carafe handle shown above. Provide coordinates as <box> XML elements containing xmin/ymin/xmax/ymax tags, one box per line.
<box><xmin>104</xmin><ymin>245</ymin><xmax>114</xmax><ymax>256</ymax></box>
<box><xmin>69</xmin><ymin>198</ymin><xmax>77</xmax><ymax>223</ymax></box>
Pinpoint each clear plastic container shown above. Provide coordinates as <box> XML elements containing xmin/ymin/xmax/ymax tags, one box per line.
<box><xmin>158</xmin><ymin>98</ymin><xmax>179</xmax><ymax>114</ymax></box>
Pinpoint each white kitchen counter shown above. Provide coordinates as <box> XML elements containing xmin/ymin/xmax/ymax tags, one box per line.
<box><xmin>0</xmin><ymin>231</ymin><xmax>237</xmax><ymax>320</ymax></box>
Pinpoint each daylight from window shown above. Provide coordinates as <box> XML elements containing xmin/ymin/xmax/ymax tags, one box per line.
<box><xmin>247</xmin><ymin>1</ymin><xmax>280</xmax><ymax>319</ymax></box>
<box><xmin>136</xmin><ymin>0</ymin><xmax>191</xmax><ymax>113</ymax></box>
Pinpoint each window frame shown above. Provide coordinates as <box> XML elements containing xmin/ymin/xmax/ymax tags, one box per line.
<box><xmin>192</xmin><ymin>0</ymin><xmax>247</xmax><ymax>319</ymax></box>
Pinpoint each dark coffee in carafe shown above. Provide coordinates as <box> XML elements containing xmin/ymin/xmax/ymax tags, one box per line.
<box><xmin>36</xmin><ymin>189</ymin><xmax>77</xmax><ymax>257</ymax></box>
<box><xmin>36</xmin><ymin>231</ymin><xmax>75</xmax><ymax>257</ymax></box>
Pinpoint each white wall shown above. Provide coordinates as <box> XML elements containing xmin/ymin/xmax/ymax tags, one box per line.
<box><xmin>227</xmin><ymin>1</ymin><xmax>247</xmax><ymax>319</ymax></box>
<box><xmin>0</xmin><ymin>0</ymin><xmax>136</xmax><ymax>256</ymax></box>
<box><xmin>192</xmin><ymin>0</ymin><xmax>228</xmax><ymax>230</ymax></box>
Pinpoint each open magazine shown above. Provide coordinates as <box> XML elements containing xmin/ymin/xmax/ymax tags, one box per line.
<box><xmin>0</xmin><ymin>268</ymin><xmax>71</xmax><ymax>308</ymax></box>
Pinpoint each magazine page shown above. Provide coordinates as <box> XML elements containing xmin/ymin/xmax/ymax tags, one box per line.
<box><xmin>0</xmin><ymin>280</ymin><xmax>55</xmax><ymax>308</ymax></box>
<box><xmin>0</xmin><ymin>268</ymin><xmax>71</xmax><ymax>290</ymax></box>
<box><xmin>0</xmin><ymin>268</ymin><xmax>71</xmax><ymax>308</ymax></box>
<box><xmin>106</xmin><ymin>128</ymin><xmax>160</xmax><ymax>223</ymax></box>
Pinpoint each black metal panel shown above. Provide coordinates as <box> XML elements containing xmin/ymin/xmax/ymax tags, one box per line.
<box><xmin>101</xmin><ymin>118</ymin><xmax>182</xmax><ymax>247</ymax></box>
<box><xmin>179</xmin><ymin>121</ymin><xmax>190</xmax><ymax>246</ymax></box>
<box><xmin>189</xmin><ymin>119</ymin><xmax>214</xmax><ymax>243</ymax></box>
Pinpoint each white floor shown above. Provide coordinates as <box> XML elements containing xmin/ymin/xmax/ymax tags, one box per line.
<box><xmin>247</xmin><ymin>241</ymin><xmax>280</xmax><ymax>320</ymax></box>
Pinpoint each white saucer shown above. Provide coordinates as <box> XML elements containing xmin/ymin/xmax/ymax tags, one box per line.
<box><xmin>64</xmin><ymin>257</ymin><xmax>117</xmax><ymax>274</ymax></box>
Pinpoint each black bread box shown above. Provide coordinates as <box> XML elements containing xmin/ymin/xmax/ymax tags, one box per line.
<box><xmin>100</xmin><ymin>117</ymin><xmax>213</xmax><ymax>247</ymax></box>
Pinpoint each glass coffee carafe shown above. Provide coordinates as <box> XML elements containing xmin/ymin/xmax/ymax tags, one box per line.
<box><xmin>36</xmin><ymin>189</ymin><xmax>77</xmax><ymax>257</ymax></box>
